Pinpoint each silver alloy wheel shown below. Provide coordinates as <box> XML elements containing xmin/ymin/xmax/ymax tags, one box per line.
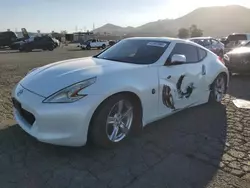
<box><xmin>214</xmin><ymin>76</ymin><xmax>226</xmax><ymax>102</ymax></box>
<box><xmin>106</xmin><ymin>99</ymin><xmax>133</xmax><ymax>142</ymax></box>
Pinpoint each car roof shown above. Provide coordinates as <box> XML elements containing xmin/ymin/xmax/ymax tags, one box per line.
<box><xmin>124</xmin><ymin>37</ymin><xmax>193</xmax><ymax>43</ymax></box>
<box><xmin>124</xmin><ymin>37</ymin><xmax>208</xmax><ymax>47</ymax></box>
<box><xmin>189</xmin><ymin>37</ymin><xmax>212</xmax><ymax>40</ymax></box>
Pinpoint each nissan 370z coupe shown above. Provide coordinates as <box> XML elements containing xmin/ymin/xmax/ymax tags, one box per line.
<box><xmin>12</xmin><ymin>37</ymin><xmax>229</xmax><ymax>148</ymax></box>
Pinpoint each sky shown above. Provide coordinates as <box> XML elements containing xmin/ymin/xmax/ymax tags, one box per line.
<box><xmin>0</xmin><ymin>0</ymin><xmax>250</xmax><ymax>33</ymax></box>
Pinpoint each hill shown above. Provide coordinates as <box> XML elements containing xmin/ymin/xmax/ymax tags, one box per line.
<box><xmin>93</xmin><ymin>23</ymin><xmax>134</xmax><ymax>34</ymax></box>
<box><xmin>93</xmin><ymin>5</ymin><xmax>250</xmax><ymax>37</ymax></box>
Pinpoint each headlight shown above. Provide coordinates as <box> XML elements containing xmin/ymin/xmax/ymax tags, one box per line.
<box><xmin>223</xmin><ymin>54</ymin><xmax>230</xmax><ymax>62</ymax></box>
<box><xmin>43</xmin><ymin>77</ymin><xmax>96</xmax><ymax>103</ymax></box>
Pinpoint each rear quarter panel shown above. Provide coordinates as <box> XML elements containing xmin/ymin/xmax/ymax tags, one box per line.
<box><xmin>204</xmin><ymin>52</ymin><xmax>229</xmax><ymax>89</ymax></box>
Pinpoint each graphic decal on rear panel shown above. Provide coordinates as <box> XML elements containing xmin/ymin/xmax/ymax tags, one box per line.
<box><xmin>162</xmin><ymin>74</ymin><xmax>195</xmax><ymax>110</ymax></box>
<box><xmin>176</xmin><ymin>75</ymin><xmax>195</xmax><ymax>99</ymax></box>
<box><xmin>162</xmin><ymin>85</ymin><xmax>175</xmax><ymax>109</ymax></box>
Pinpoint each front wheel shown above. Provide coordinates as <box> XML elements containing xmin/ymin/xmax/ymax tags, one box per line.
<box><xmin>86</xmin><ymin>45</ymin><xmax>91</xmax><ymax>50</ymax></box>
<box><xmin>89</xmin><ymin>95</ymin><xmax>139</xmax><ymax>148</ymax></box>
<box><xmin>209</xmin><ymin>74</ymin><xmax>227</xmax><ymax>103</ymax></box>
<box><xmin>48</xmin><ymin>46</ymin><xmax>54</xmax><ymax>51</ymax></box>
<box><xmin>102</xmin><ymin>44</ymin><xmax>106</xmax><ymax>49</ymax></box>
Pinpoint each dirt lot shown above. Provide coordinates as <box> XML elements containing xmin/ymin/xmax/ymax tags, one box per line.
<box><xmin>0</xmin><ymin>46</ymin><xmax>249</xmax><ymax>188</ymax></box>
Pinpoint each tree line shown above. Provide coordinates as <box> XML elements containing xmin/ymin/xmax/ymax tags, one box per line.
<box><xmin>177</xmin><ymin>24</ymin><xmax>203</xmax><ymax>39</ymax></box>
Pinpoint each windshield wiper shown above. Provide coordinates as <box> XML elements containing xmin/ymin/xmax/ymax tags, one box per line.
<box><xmin>93</xmin><ymin>56</ymin><xmax>125</xmax><ymax>63</ymax></box>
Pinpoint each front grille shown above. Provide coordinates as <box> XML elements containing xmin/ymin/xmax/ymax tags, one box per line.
<box><xmin>12</xmin><ymin>98</ymin><xmax>35</xmax><ymax>126</ymax></box>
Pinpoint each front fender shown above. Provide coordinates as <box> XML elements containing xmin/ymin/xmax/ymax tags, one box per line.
<box><xmin>84</xmin><ymin>66</ymin><xmax>159</xmax><ymax>125</ymax></box>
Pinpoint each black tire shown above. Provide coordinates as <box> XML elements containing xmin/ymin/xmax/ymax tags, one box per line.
<box><xmin>102</xmin><ymin>44</ymin><xmax>106</xmax><ymax>49</ymax></box>
<box><xmin>86</xmin><ymin>45</ymin><xmax>91</xmax><ymax>50</ymax></box>
<box><xmin>89</xmin><ymin>94</ymin><xmax>142</xmax><ymax>148</ymax></box>
<box><xmin>48</xmin><ymin>46</ymin><xmax>54</xmax><ymax>51</ymax></box>
<box><xmin>209</xmin><ymin>73</ymin><xmax>227</xmax><ymax>103</ymax></box>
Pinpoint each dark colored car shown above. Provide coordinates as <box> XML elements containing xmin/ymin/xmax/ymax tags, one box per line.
<box><xmin>0</xmin><ymin>28</ymin><xmax>30</xmax><ymax>49</ymax></box>
<box><xmin>0</xmin><ymin>31</ymin><xmax>18</xmax><ymax>48</ymax></box>
<box><xmin>19</xmin><ymin>35</ymin><xmax>56</xmax><ymax>52</ymax></box>
<box><xmin>189</xmin><ymin>37</ymin><xmax>224</xmax><ymax>57</ymax></box>
<box><xmin>223</xmin><ymin>41</ymin><xmax>250</xmax><ymax>74</ymax></box>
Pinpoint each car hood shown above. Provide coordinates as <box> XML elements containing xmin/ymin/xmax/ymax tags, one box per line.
<box><xmin>227</xmin><ymin>47</ymin><xmax>250</xmax><ymax>55</ymax></box>
<box><xmin>20</xmin><ymin>57</ymin><xmax>141</xmax><ymax>97</ymax></box>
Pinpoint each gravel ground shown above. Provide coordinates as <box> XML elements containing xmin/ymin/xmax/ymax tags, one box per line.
<box><xmin>0</xmin><ymin>47</ymin><xmax>249</xmax><ymax>188</ymax></box>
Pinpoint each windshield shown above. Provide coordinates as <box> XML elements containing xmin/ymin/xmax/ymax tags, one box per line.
<box><xmin>225</xmin><ymin>34</ymin><xmax>248</xmax><ymax>48</ymax></box>
<box><xmin>96</xmin><ymin>39</ymin><xmax>170</xmax><ymax>64</ymax></box>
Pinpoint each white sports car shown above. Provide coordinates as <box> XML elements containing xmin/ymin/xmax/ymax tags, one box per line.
<box><xmin>12</xmin><ymin>37</ymin><xmax>229</xmax><ymax>148</ymax></box>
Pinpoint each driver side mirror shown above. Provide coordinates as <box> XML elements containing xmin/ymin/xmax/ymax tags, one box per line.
<box><xmin>170</xmin><ymin>54</ymin><xmax>186</xmax><ymax>65</ymax></box>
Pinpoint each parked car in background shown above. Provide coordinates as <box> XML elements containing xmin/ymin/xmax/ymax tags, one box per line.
<box><xmin>0</xmin><ymin>28</ymin><xmax>30</xmax><ymax>49</ymax></box>
<box><xmin>223</xmin><ymin>33</ymin><xmax>250</xmax><ymax>53</ymax></box>
<box><xmin>224</xmin><ymin>40</ymin><xmax>250</xmax><ymax>75</ymax></box>
<box><xmin>0</xmin><ymin>31</ymin><xmax>18</xmax><ymax>48</ymax></box>
<box><xmin>189</xmin><ymin>37</ymin><xmax>224</xmax><ymax>57</ymax></box>
<box><xmin>12</xmin><ymin>37</ymin><xmax>229</xmax><ymax>148</ymax></box>
<box><xmin>19</xmin><ymin>35</ymin><xmax>56</xmax><ymax>52</ymax></box>
<box><xmin>80</xmin><ymin>39</ymin><xmax>109</xmax><ymax>50</ymax></box>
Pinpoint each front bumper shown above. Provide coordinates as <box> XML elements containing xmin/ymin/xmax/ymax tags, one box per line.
<box><xmin>224</xmin><ymin>57</ymin><xmax>250</xmax><ymax>73</ymax></box>
<box><xmin>80</xmin><ymin>45</ymin><xmax>87</xmax><ymax>48</ymax></box>
<box><xmin>12</xmin><ymin>84</ymin><xmax>103</xmax><ymax>146</ymax></box>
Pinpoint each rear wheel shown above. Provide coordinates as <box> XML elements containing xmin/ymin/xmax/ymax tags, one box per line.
<box><xmin>48</xmin><ymin>46</ymin><xmax>54</xmax><ymax>51</ymax></box>
<box><xmin>209</xmin><ymin>74</ymin><xmax>227</xmax><ymax>103</ymax></box>
<box><xmin>89</xmin><ymin>94</ymin><xmax>140</xmax><ymax>148</ymax></box>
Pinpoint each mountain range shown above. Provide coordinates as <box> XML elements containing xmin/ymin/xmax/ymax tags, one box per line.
<box><xmin>93</xmin><ymin>5</ymin><xmax>250</xmax><ymax>37</ymax></box>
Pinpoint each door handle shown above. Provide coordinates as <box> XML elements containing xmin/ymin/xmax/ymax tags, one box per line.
<box><xmin>202</xmin><ymin>65</ymin><xmax>206</xmax><ymax>75</ymax></box>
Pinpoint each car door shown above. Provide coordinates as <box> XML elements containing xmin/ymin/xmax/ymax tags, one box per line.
<box><xmin>91</xmin><ymin>39</ymin><xmax>97</xmax><ymax>47</ymax></box>
<box><xmin>158</xmin><ymin>43</ymin><xmax>207</xmax><ymax>116</ymax></box>
<box><xmin>33</xmin><ymin>37</ymin><xmax>42</xmax><ymax>49</ymax></box>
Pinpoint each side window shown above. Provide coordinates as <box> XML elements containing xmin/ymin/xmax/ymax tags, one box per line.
<box><xmin>211</xmin><ymin>39</ymin><xmax>218</xmax><ymax>45</ymax></box>
<box><xmin>92</xmin><ymin>39</ymin><xmax>96</xmax><ymax>42</ymax></box>
<box><xmin>169</xmin><ymin>43</ymin><xmax>199</xmax><ymax>63</ymax></box>
<box><xmin>198</xmin><ymin>48</ymin><xmax>207</xmax><ymax>61</ymax></box>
